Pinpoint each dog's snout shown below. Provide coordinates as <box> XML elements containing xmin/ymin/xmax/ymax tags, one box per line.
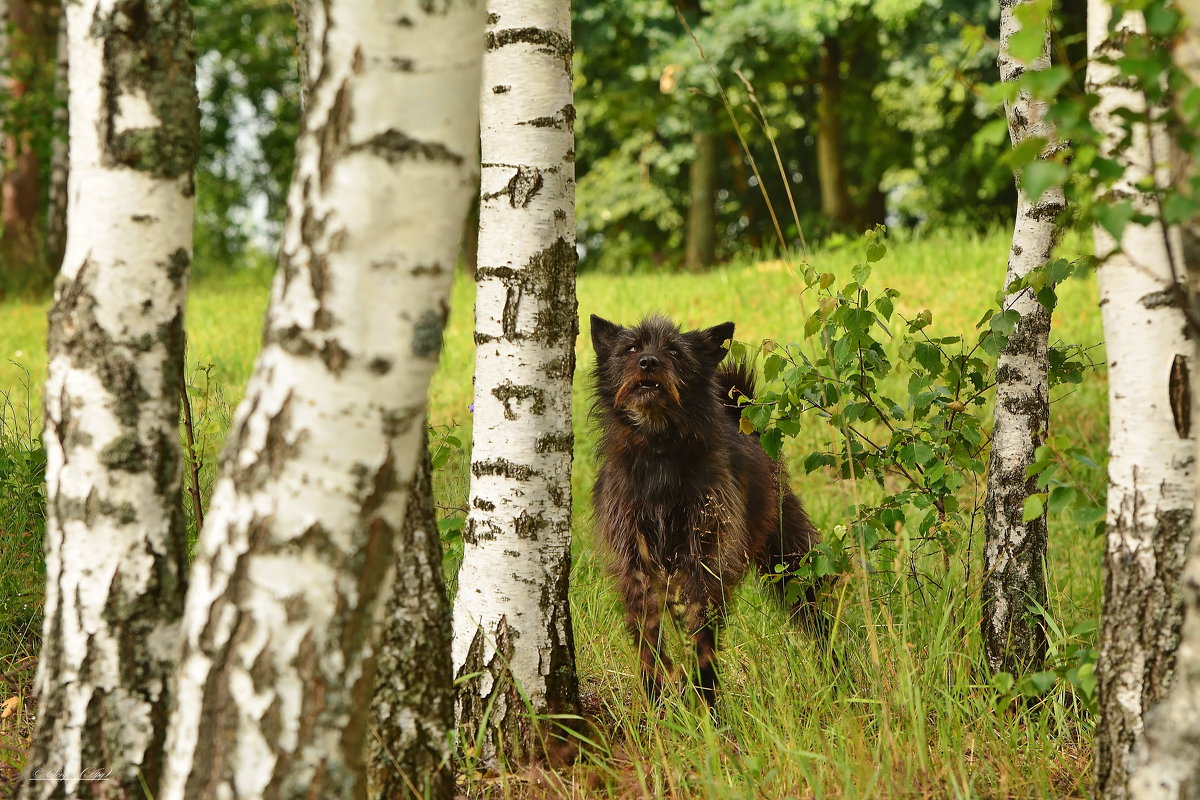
<box><xmin>639</xmin><ymin>355</ymin><xmax>659</xmax><ymax>371</ymax></box>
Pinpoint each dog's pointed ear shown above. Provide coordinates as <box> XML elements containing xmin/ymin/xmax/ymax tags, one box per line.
<box><xmin>591</xmin><ymin>315</ymin><xmax>622</xmax><ymax>359</ymax></box>
<box><xmin>698</xmin><ymin>321</ymin><xmax>735</xmax><ymax>363</ymax></box>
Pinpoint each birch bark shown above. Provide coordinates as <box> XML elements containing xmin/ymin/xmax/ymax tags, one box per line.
<box><xmin>367</xmin><ymin>434</ymin><xmax>453</xmax><ymax>799</ymax></box>
<box><xmin>1089</xmin><ymin>3</ymin><xmax>1195</xmax><ymax>797</ymax></box>
<box><xmin>981</xmin><ymin>0</ymin><xmax>1064</xmax><ymax>677</ymax></box>
<box><xmin>18</xmin><ymin>1</ymin><xmax>199</xmax><ymax>797</ymax></box>
<box><xmin>451</xmin><ymin>0</ymin><xmax>581</xmax><ymax>767</ymax></box>
<box><xmin>1123</xmin><ymin>4</ymin><xmax>1200</xmax><ymax>797</ymax></box>
<box><xmin>157</xmin><ymin>2</ymin><xmax>483</xmax><ymax>798</ymax></box>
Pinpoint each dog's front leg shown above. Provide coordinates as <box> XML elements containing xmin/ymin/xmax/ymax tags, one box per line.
<box><xmin>621</xmin><ymin>564</ymin><xmax>671</xmax><ymax>702</ymax></box>
<box><xmin>680</xmin><ymin>581</ymin><xmax>728</xmax><ymax>717</ymax></box>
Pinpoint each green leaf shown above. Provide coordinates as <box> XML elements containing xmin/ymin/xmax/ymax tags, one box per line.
<box><xmin>1048</xmin><ymin>486</ymin><xmax>1078</xmax><ymax>515</ymax></box>
<box><xmin>1046</xmin><ymin>258</ymin><xmax>1073</xmax><ymax>285</ymax></box>
<box><xmin>865</xmin><ymin>240</ymin><xmax>887</xmax><ymax>263</ymax></box>
<box><xmin>760</xmin><ymin>428</ymin><xmax>784</xmax><ymax>460</ymax></box>
<box><xmin>746</xmin><ymin>403</ymin><xmax>772</xmax><ymax>432</ymax></box>
<box><xmin>763</xmin><ymin>353</ymin><xmax>785</xmax><ymax>383</ymax></box>
<box><xmin>992</xmin><ymin>672</ymin><xmax>1015</xmax><ymax>694</ymax></box>
<box><xmin>909</xmin><ymin>309</ymin><xmax>933</xmax><ymax>332</ymax></box>
<box><xmin>875</xmin><ymin>295</ymin><xmax>894</xmax><ymax>321</ymax></box>
<box><xmin>1162</xmin><ymin>192</ymin><xmax>1197</xmax><ymax>226</ymax></box>
<box><xmin>1025</xmin><ymin>458</ymin><xmax>1054</xmax><ymax>479</ymax></box>
<box><xmin>1095</xmin><ymin>200</ymin><xmax>1136</xmax><ymax>243</ymax></box>
<box><xmin>803</xmin><ymin>452</ymin><xmax>832</xmax><ymax>473</ymax></box>
<box><xmin>804</xmin><ymin>312</ymin><xmax>822</xmax><ymax>339</ymax></box>
<box><xmin>990</xmin><ymin>309</ymin><xmax>1020</xmax><ymax>337</ymax></box>
<box><xmin>1144</xmin><ymin>3</ymin><xmax>1181</xmax><ymax>35</ymax></box>
<box><xmin>1022</xmin><ymin>493</ymin><xmax>1046</xmax><ymax>522</ymax></box>
<box><xmin>1020</xmin><ymin>160</ymin><xmax>1068</xmax><ymax>203</ymax></box>
<box><xmin>1020</xmin><ymin>65</ymin><xmax>1070</xmax><ymax>98</ymax></box>
<box><xmin>1035</xmin><ymin>286</ymin><xmax>1057</xmax><ymax>311</ymax></box>
<box><xmin>913</xmin><ymin>342</ymin><xmax>943</xmax><ymax>376</ymax></box>
<box><xmin>1029</xmin><ymin>670</ymin><xmax>1057</xmax><ymax>693</ymax></box>
<box><xmin>1008</xmin><ymin>24</ymin><xmax>1047</xmax><ymax>65</ymax></box>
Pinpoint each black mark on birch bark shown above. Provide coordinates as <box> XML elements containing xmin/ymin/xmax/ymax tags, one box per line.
<box><xmin>412</xmin><ymin>308</ymin><xmax>447</xmax><ymax>358</ymax></box>
<box><xmin>1142</xmin><ymin>289</ymin><xmax>1181</xmax><ymax>309</ymax></box>
<box><xmin>519</xmin><ymin>103</ymin><xmax>576</xmax><ymax>130</ymax></box>
<box><xmin>1170</xmin><ymin>354</ymin><xmax>1190</xmax><ymax>438</ymax></box>
<box><xmin>492</xmin><ymin>381</ymin><xmax>546</xmax><ymax>420</ymax></box>
<box><xmin>349</xmin><ymin>129</ymin><xmax>463</xmax><ymax>165</ymax></box>
<box><xmin>483</xmin><ymin>165</ymin><xmax>543</xmax><ymax>208</ymax></box>
<box><xmin>486</xmin><ymin>27</ymin><xmax>572</xmax><ymax>70</ymax></box>
<box><xmin>472</xmin><ymin>458</ymin><xmax>534</xmax><ymax>481</ymax></box>
<box><xmin>95</xmin><ymin>0</ymin><xmax>200</xmax><ymax>179</ymax></box>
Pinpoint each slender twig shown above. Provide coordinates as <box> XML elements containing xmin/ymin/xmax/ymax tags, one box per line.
<box><xmin>179</xmin><ymin>356</ymin><xmax>205</xmax><ymax>533</ymax></box>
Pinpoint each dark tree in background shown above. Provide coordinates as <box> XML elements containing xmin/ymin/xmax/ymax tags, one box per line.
<box><xmin>0</xmin><ymin>0</ymin><xmax>59</xmax><ymax>288</ymax></box>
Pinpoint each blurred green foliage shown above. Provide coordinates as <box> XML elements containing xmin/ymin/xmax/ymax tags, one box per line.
<box><xmin>0</xmin><ymin>0</ymin><xmax>1102</xmax><ymax>277</ymax></box>
<box><xmin>574</xmin><ymin>0</ymin><xmax>1029</xmax><ymax>269</ymax></box>
<box><xmin>191</xmin><ymin>0</ymin><xmax>301</xmax><ymax>270</ymax></box>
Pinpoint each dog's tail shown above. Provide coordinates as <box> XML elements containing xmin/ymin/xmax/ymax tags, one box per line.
<box><xmin>715</xmin><ymin>360</ymin><xmax>757</xmax><ymax>425</ymax></box>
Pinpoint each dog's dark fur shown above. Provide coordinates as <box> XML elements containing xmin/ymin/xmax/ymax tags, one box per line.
<box><xmin>590</xmin><ymin>314</ymin><xmax>820</xmax><ymax>710</ymax></box>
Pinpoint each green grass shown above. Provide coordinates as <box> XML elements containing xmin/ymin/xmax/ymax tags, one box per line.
<box><xmin>0</xmin><ymin>226</ymin><xmax>1105</xmax><ymax>798</ymax></box>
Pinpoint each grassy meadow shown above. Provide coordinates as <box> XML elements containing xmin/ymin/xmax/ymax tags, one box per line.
<box><xmin>0</xmin><ymin>227</ymin><xmax>1106</xmax><ymax>798</ymax></box>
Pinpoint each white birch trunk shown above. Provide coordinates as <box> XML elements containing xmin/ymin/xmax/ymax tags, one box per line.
<box><xmin>981</xmin><ymin>0</ymin><xmax>1064</xmax><ymax>676</ymax></box>
<box><xmin>158</xmin><ymin>2</ymin><xmax>483</xmax><ymax>798</ymax></box>
<box><xmin>451</xmin><ymin>0</ymin><xmax>580</xmax><ymax>766</ymax></box>
<box><xmin>1089</xmin><ymin>3</ymin><xmax>1195</xmax><ymax>797</ymax></box>
<box><xmin>1125</xmin><ymin>4</ymin><xmax>1200</xmax><ymax>797</ymax></box>
<box><xmin>18</xmin><ymin>1</ymin><xmax>199</xmax><ymax>797</ymax></box>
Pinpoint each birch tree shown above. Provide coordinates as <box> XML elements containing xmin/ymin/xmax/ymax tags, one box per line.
<box><xmin>980</xmin><ymin>0</ymin><xmax>1065</xmax><ymax>676</ymax></box>
<box><xmin>158</xmin><ymin>2</ymin><xmax>483</xmax><ymax>798</ymax></box>
<box><xmin>451</xmin><ymin>0</ymin><xmax>581</xmax><ymax>766</ymax></box>
<box><xmin>1089</xmin><ymin>2</ymin><xmax>1195</xmax><ymax>796</ymax></box>
<box><xmin>368</xmin><ymin>435</ymin><xmax>453</xmax><ymax>799</ymax></box>
<box><xmin>18</xmin><ymin>1</ymin><xmax>198</xmax><ymax>797</ymax></box>
<box><xmin>1123</xmin><ymin>3</ymin><xmax>1200</xmax><ymax>797</ymax></box>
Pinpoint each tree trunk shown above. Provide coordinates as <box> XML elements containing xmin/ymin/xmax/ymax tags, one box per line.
<box><xmin>1175</xmin><ymin>0</ymin><xmax>1200</xmax><ymax>274</ymax></box>
<box><xmin>1</xmin><ymin>0</ymin><xmax>46</xmax><ymax>280</ymax></box>
<box><xmin>725</xmin><ymin>134</ymin><xmax>762</xmax><ymax>250</ymax></box>
<box><xmin>158</xmin><ymin>3</ymin><xmax>483</xmax><ymax>798</ymax></box>
<box><xmin>981</xmin><ymin>0</ymin><xmax>1064</xmax><ymax>677</ymax></box>
<box><xmin>1089</xmin><ymin>4</ymin><xmax>1195</xmax><ymax>797</ymax></box>
<box><xmin>293</xmin><ymin>0</ymin><xmax>310</xmax><ymax>107</ymax></box>
<box><xmin>816</xmin><ymin>35</ymin><xmax>851</xmax><ymax>226</ymax></box>
<box><xmin>1124</xmin><ymin>4</ymin><xmax>1200</xmax><ymax>798</ymax></box>
<box><xmin>451</xmin><ymin>0</ymin><xmax>580</xmax><ymax>768</ymax></box>
<box><xmin>685</xmin><ymin>130</ymin><xmax>717</xmax><ymax>270</ymax></box>
<box><xmin>45</xmin><ymin>2</ymin><xmax>67</xmax><ymax>272</ymax></box>
<box><xmin>367</xmin><ymin>432</ymin><xmax>454</xmax><ymax>800</ymax></box>
<box><xmin>17</xmin><ymin>1</ymin><xmax>199</xmax><ymax>797</ymax></box>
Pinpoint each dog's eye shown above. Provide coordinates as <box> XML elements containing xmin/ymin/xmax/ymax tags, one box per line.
<box><xmin>669</xmin><ymin>349</ymin><xmax>678</xmax><ymax>356</ymax></box>
<box><xmin>628</xmin><ymin>346</ymin><xmax>637</xmax><ymax>353</ymax></box>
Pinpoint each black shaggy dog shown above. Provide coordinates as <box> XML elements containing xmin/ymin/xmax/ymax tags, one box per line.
<box><xmin>590</xmin><ymin>314</ymin><xmax>820</xmax><ymax>711</ymax></box>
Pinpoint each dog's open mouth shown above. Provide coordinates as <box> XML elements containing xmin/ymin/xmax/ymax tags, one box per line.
<box><xmin>616</xmin><ymin>375</ymin><xmax>682</xmax><ymax>410</ymax></box>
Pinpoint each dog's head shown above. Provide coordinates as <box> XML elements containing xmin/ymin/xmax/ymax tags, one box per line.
<box><xmin>591</xmin><ymin>314</ymin><xmax>734</xmax><ymax>430</ymax></box>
